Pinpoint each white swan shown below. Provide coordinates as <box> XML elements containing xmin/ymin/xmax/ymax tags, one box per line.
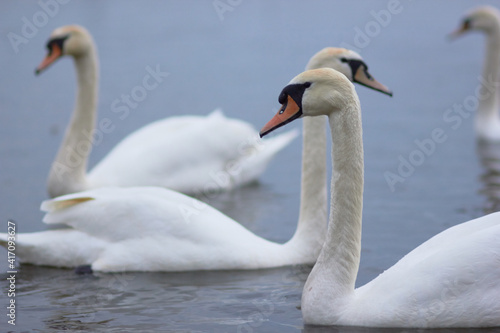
<box><xmin>1</xmin><ymin>186</ymin><xmax>325</xmax><ymax>272</ymax></box>
<box><xmin>37</xmin><ymin>25</ymin><xmax>298</xmax><ymax>197</ymax></box>
<box><xmin>0</xmin><ymin>48</ymin><xmax>391</xmax><ymax>272</ymax></box>
<box><xmin>451</xmin><ymin>6</ymin><xmax>500</xmax><ymax>141</ymax></box>
<box><xmin>260</xmin><ymin>68</ymin><xmax>500</xmax><ymax>328</ymax></box>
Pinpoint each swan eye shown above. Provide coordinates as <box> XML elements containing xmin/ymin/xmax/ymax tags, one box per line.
<box><xmin>278</xmin><ymin>82</ymin><xmax>310</xmax><ymax>113</ymax></box>
<box><xmin>279</xmin><ymin>98</ymin><xmax>288</xmax><ymax>114</ymax></box>
<box><xmin>342</xmin><ymin>59</ymin><xmax>374</xmax><ymax>81</ymax></box>
<box><xmin>340</xmin><ymin>58</ymin><xmax>348</xmax><ymax>63</ymax></box>
<box><xmin>463</xmin><ymin>18</ymin><xmax>472</xmax><ymax>30</ymax></box>
<box><xmin>342</xmin><ymin>58</ymin><xmax>362</xmax><ymax>74</ymax></box>
<box><xmin>46</xmin><ymin>34</ymin><xmax>70</xmax><ymax>55</ymax></box>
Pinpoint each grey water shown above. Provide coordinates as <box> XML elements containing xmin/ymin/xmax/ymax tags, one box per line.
<box><xmin>0</xmin><ymin>1</ymin><xmax>499</xmax><ymax>332</ymax></box>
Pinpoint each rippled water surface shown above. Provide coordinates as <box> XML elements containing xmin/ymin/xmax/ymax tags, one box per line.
<box><xmin>1</xmin><ymin>1</ymin><xmax>500</xmax><ymax>332</ymax></box>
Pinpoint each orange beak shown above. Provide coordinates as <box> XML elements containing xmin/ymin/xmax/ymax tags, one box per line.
<box><xmin>448</xmin><ymin>20</ymin><xmax>470</xmax><ymax>40</ymax></box>
<box><xmin>260</xmin><ymin>95</ymin><xmax>302</xmax><ymax>137</ymax></box>
<box><xmin>354</xmin><ymin>67</ymin><xmax>393</xmax><ymax>96</ymax></box>
<box><xmin>35</xmin><ymin>44</ymin><xmax>62</xmax><ymax>75</ymax></box>
<box><xmin>448</xmin><ymin>27</ymin><xmax>467</xmax><ymax>40</ymax></box>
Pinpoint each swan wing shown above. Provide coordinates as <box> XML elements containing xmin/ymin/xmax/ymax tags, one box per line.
<box><xmin>36</xmin><ymin>186</ymin><xmax>288</xmax><ymax>271</ymax></box>
<box><xmin>41</xmin><ymin>186</ymin><xmax>242</xmax><ymax>241</ymax></box>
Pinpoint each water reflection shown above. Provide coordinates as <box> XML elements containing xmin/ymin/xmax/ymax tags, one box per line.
<box><xmin>303</xmin><ymin>325</ymin><xmax>500</xmax><ymax>333</ymax></box>
<box><xmin>476</xmin><ymin>140</ymin><xmax>500</xmax><ymax>213</ymax></box>
<box><xmin>1</xmin><ymin>265</ymin><xmax>311</xmax><ymax>332</ymax></box>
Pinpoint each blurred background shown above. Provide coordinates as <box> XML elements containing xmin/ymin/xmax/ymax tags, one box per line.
<box><xmin>1</xmin><ymin>1</ymin><xmax>499</xmax><ymax>332</ymax></box>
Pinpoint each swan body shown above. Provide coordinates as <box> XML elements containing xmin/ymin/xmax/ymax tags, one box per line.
<box><xmin>88</xmin><ymin>109</ymin><xmax>298</xmax><ymax>194</ymax></box>
<box><xmin>37</xmin><ymin>25</ymin><xmax>298</xmax><ymax>197</ymax></box>
<box><xmin>309</xmin><ymin>212</ymin><xmax>500</xmax><ymax>328</ymax></box>
<box><xmin>452</xmin><ymin>6</ymin><xmax>500</xmax><ymax>141</ymax></box>
<box><xmin>1</xmin><ymin>49</ymin><xmax>392</xmax><ymax>272</ymax></box>
<box><xmin>260</xmin><ymin>68</ymin><xmax>500</xmax><ymax>328</ymax></box>
<box><xmin>0</xmin><ymin>187</ymin><xmax>321</xmax><ymax>272</ymax></box>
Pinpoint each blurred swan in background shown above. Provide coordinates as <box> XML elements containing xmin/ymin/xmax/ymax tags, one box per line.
<box><xmin>260</xmin><ymin>68</ymin><xmax>500</xmax><ymax>328</ymax></box>
<box><xmin>37</xmin><ymin>25</ymin><xmax>298</xmax><ymax>198</ymax></box>
<box><xmin>451</xmin><ymin>6</ymin><xmax>500</xmax><ymax>141</ymax></box>
<box><xmin>0</xmin><ymin>46</ymin><xmax>391</xmax><ymax>272</ymax></box>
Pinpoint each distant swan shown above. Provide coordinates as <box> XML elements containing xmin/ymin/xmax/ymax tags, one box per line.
<box><xmin>451</xmin><ymin>6</ymin><xmax>500</xmax><ymax>141</ymax></box>
<box><xmin>37</xmin><ymin>25</ymin><xmax>298</xmax><ymax>197</ymax></box>
<box><xmin>260</xmin><ymin>68</ymin><xmax>500</xmax><ymax>328</ymax></box>
<box><xmin>0</xmin><ymin>48</ymin><xmax>391</xmax><ymax>272</ymax></box>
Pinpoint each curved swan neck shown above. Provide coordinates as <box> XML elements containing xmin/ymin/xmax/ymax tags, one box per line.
<box><xmin>302</xmin><ymin>91</ymin><xmax>364</xmax><ymax>312</ymax></box>
<box><xmin>47</xmin><ymin>48</ymin><xmax>98</xmax><ymax>197</ymax></box>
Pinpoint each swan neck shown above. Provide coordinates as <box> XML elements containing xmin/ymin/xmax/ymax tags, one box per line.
<box><xmin>478</xmin><ymin>30</ymin><xmax>500</xmax><ymax>124</ymax></box>
<box><xmin>285</xmin><ymin>60</ymin><xmax>331</xmax><ymax>257</ymax></box>
<box><xmin>302</xmin><ymin>93</ymin><xmax>364</xmax><ymax>313</ymax></box>
<box><xmin>48</xmin><ymin>49</ymin><xmax>98</xmax><ymax>197</ymax></box>
<box><xmin>287</xmin><ymin>116</ymin><xmax>328</xmax><ymax>256</ymax></box>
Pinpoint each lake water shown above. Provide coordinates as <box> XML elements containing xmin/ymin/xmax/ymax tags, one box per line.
<box><xmin>1</xmin><ymin>1</ymin><xmax>500</xmax><ymax>332</ymax></box>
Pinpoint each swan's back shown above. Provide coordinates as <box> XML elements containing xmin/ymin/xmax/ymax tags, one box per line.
<box><xmin>88</xmin><ymin>110</ymin><xmax>295</xmax><ymax>194</ymax></box>
<box><xmin>348</xmin><ymin>213</ymin><xmax>500</xmax><ymax>327</ymax></box>
<box><xmin>39</xmin><ymin>186</ymin><xmax>292</xmax><ymax>271</ymax></box>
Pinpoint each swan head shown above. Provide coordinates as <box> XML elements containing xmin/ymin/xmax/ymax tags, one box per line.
<box><xmin>260</xmin><ymin>68</ymin><xmax>355</xmax><ymax>137</ymax></box>
<box><xmin>307</xmin><ymin>47</ymin><xmax>392</xmax><ymax>96</ymax></box>
<box><xmin>35</xmin><ymin>25</ymin><xmax>94</xmax><ymax>75</ymax></box>
<box><xmin>450</xmin><ymin>6</ymin><xmax>500</xmax><ymax>38</ymax></box>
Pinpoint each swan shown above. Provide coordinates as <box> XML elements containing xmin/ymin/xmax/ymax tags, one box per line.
<box><xmin>0</xmin><ymin>48</ymin><xmax>391</xmax><ymax>272</ymax></box>
<box><xmin>0</xmin><ymin>186</ymin><xmax>325</xmax><ymax>272</ymax></box>
<box><xmin>36</xmin><ymin>25</ymin><xmax>298</xmax><ymax>197</ymax></box>
<box><xmin>451</xmin><ymin>6</ymin><xmax>500</xmax><ymax>141</ymax></box>
<box><xmin>260</xmin><ymin>68</ymin><xmax>500</xmax><ymax>328</ymax></box>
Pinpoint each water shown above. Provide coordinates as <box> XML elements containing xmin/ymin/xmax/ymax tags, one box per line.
<box><xmin>1</xmin><ymin>1</ymin><xmax>499</xmax><ymax>331</ymax></box>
